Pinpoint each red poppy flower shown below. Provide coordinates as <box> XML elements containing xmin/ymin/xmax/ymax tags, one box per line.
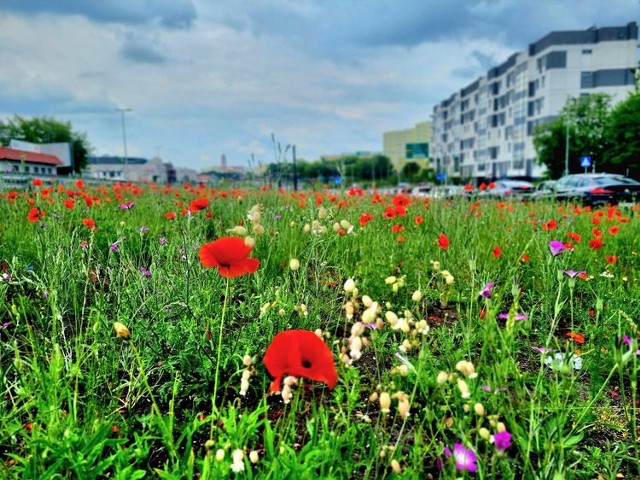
<box><xmin>199</xmin><ymin>236</ymin><xmax>259</xmax><ymax>278</ymax></box>
<box><xmin>520</xmin><ymin>254</ymin><xmax>530</xmax><ymax>262</ymax></box>
<box><xmin>263</xmin><ymin>330</ymin><xmax>338</xmax><ymax>392</ymax></box>
<box><xmin>27</xmin><ymin>207</ymin><xmax>44</xmax><ymax>222</ymax></box>
<box><xmin>75</xmin><ymin>180</ymin><xmax>85</xmax><ymax>189</ymax></box>
<box><xmin>437</xmin><ymin>233</ymin><xmax>449</xmax><ymax>250</ymax></box>
<box><xmin>492</xmin><ymin>245</ymin><xmax>502</xmax><ymax>258</ymax></box>
<box><xmin>607</xmin><ymin>226</ymin><xmax>619</xmax><ymax>236</ymax></box>
<box><xmin>463</xmin><ymin>184</ymin><xmax>474</xmax><ymax>191</ymax></box>
<box><xmin>31</xmin><ymin>178</ymin><xmax>43</xmax><ymax>187</ymax></box>
<box><xmin>63</xmin><ymin>199</ymin><xmax>75</xmax><ymax>210</ymax></box>
<box><xmin>566</xmin><ymin>232</ymin><xmax>582</xmax><ymax>243</ymax></box>
<box><xmin>542</xmin><ymin>220</ymin><xmax>557</xmax><ymax>231</ymax></box>
<box><xmin>359</xmin><ymin>212</ymin><xmax>374</xmax><ymax>226</ymax></box>
<box><xmin>188</xmin><ymin>197</ymin><xmax>209</xmax><ymax>212</ymax></box>
<box><xmin>164</xmin><ymin>211</ymin><xmax>177</xmax><ymax>220</ymax></box>
<box><xmin>605</xmin><ymin>254</ymin><xmax>618</xmax><ymax>265</ymax></box>
<box><xmin>567</xmin><ymin>332</ymin><xmax>585</xmax><ymax>344</ymax></box>
<box><xmin>82</xmin><ymin>218</ymin><xmax>95</xmax><ymax>229</ymax></box>
<box><xmin>391</xmin><ymin>224</ymin><xmax>404</xmax><ymax>234</ymax></box>
<box><xmin>588</xmin><ymin>238</ymin><xmax>603</xmax><ymax>250</ymax></box>
<box><xmin>414</xmin><ymin>215</ymin><xmax>424</xmax><ymax>225</ymax></box>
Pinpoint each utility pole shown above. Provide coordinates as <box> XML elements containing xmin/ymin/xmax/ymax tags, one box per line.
<box><xmin>292</xmin><ymin>145</ymin><xmax>298</xmax><ymax>191</ymax></box>
<box><xmin>115</xmin><ymin>108</ymin><xmax>132</xmax><ymax>166</ymax></box>
<box><xmin>564</xmin><ymin>119</ymin><xmax>570</xmax><ymax>176</ymax></box>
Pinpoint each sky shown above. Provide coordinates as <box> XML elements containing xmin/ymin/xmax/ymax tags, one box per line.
<box><xmin>0</xmin><ymin>1</ymin><xmax>638</xmax><ymax>171</ymax></box>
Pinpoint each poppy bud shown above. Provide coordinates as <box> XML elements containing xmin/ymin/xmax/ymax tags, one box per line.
<box><xmin>479</xmin><ymin>427</ymin><xmax>491</xmax><ymax>440</ymax></box>
<box><xmin>474</xmin><ymin>403</ymin><xmax>485</xmax><ymax>416</ymax></box>
<box><xmin>379</xmin><ymin>392</ymin><xmax>391</xmax><ymax>413</ymax></box>
<box><xmin>362</xmin><ymin>295</ymin><xmax>373</xmax><ymax>308</ymax></box>
<box><xmin>457</xmin><ymin>378</ymin><xmax>470</xmax><ymax>398</ymax></box>
<box><xmin>249</xmin><ymin>450</ymin><xmax>259</xmax><ymax>464</ymax></box>
<box><xmin>436</xmin><ymin>371</ymin><xmax>449</xmax><ymax>385</ymax></box>
<box><xmin>289</xmin><ymin>258</ymin><xmax>300</xmax><ymax>271</ymax></box>
<box><xmin>391</xmin><ymin>459</ymin><xmax>401</xmax><ymax>473</ymax></box>
<box><xmin>411</xmin><ymin>290</ymin><xmax>423</xmax><ymax>302</ymax></box>
<box><xmin>113</xmin><ymin>322</ymin><xmax>130</xmax><ymax>339</ymax></box>
<box><xmin>215</xmin><ymin>448</ymin><xmax>225</xmax><ymax>461</ymax></box>
<box><xmin>343</xmin><ymin>278</ymin><xmax>356</xmax><ymax>293</ymax></box>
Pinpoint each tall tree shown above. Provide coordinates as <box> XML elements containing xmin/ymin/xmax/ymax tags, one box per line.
<box><xmin>603</xmin><ymin>91</ymin><xmax>640</xmax><ymax>176</ymax></box>
<box><xmin>0</xmin><ymin>115</ymin><xmax>91</xmax><ymax>173</ymax></box>
<box><xmin>532</xmin><ymin>118</ymin><xmax>569</xmax><ymax>179</ymax></box>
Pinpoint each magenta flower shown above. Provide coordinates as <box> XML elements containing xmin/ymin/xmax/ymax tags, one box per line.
<box><xmin>548</xmin><ymin>240</ymin><xmax>564</xmax><ymax>256</ymax></box>
<box><xmin>492</xmin><ymin>431</ymin><xmax>512</xmax><ymax>453</ymax></box>
<box><xmin>109</xmin><ymin>243</ymin><xmax>120</xmax><ymax>253</ymax></box>
<box><xmin>622</xmin><ymin>335</ymin><xmax>640</xmax><ymax>355</ymax></box>
<box><xmin>444</xmin><ymin>443</ymin><xmax>477</xmax><ymax>472</ymax></box>
<box><xmin>119</xmin><ymin>201</ymin><xmax>135</xmax><ymax>210</ymax></box>
<box><xmin>140</xmin><ymin>267</ymin><xmax>151</xmax><ymax>277</ymax></box>
<box><xmin>498</xmin><ymin>312</ymin><xmax>528</xmax><ymax>321</ymax></box>
<box><xmin>479</xmin><ymin>282</ymin><xmax>495</xmax><ymax>299</ymax></box>
<box><xmin>159</xmin><ymin>237</ymin><xmax>167</xmax><ymax>245</ymax></box>
<box><xmin>563</xmin><ymin>269</ymin><xmax>586</xmax><ymax>278</ymax></box>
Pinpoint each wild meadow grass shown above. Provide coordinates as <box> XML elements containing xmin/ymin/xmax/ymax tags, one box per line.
<box><xmin>0</xmin><ymin>180</ymin><xmax>638</xmax><ymax>479</ymax></box>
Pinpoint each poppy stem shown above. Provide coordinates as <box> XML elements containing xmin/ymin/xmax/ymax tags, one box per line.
<box><xmin>211</xmin><ymin>276</ymin><xmax>230</xmax><ymax>431</ymax></box>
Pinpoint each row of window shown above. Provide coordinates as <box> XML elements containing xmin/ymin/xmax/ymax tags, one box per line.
<box><xmin>11</xmin><ymin>165</ymin><xmax>55</xmax><ymax>175</ymax></box>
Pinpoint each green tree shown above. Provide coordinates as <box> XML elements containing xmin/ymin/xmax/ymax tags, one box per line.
<box><xmin>401</xmin><ymin>161</ymin><xmax>421</xmax><ymax>181</ymax></box>
<box><xmin>0</xmin><ymin>115</ymin><xmax>91</xmax><ymax>173</ymax></box>
<box><xmin>603</xmin><ymin>91</ymin><xmax>640</xmax><ymax>176</ymax></box>
<box><xmin>533</xmin><ymin>93</ymin><xmax>612</xmax><ymax>178</ymax></box>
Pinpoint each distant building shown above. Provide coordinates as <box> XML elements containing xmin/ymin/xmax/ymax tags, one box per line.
<box><xmin>87</xmin><ymin>156</ymin><xmax>198</xmax><ymax>183</ymax></box>
<box><xmin>0</xmin><ymin>146</ymin><xmax>62</xmax><ymax>176</ymax></box>
<box><xmin>431</xmin><ymin>22</ymin><xmax>638</xmax><ymax>180</ymax></box>
<box><xmin>320</xmin><ymin>151</ymin><xmax>381</xmax><ymax>162</ymax></box>
<box><xmin>383</xmin><ymin>121</ymin><xmax>432</xmax><ymax>174</ymax></box>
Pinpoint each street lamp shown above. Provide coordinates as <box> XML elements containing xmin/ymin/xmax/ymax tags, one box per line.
<box><xmin>115</xmin><ymin>108</ymin><xmax>132</xmax><ymax>165</ymax></box>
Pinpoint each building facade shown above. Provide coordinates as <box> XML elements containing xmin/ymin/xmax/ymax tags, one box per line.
<box><xmin>383</xmin><ymin>121</ymin><xmax>432</xmax><ymax>174</ymax></box>
<box><xmin>431</xmin><ymin>22</ymin><xmax>638</xmax><ymax>181</ymax></box>
<box><xmin>87</xmin><ymin>156</ymin><xmax>199</xmax><ymax>183</ymax></box>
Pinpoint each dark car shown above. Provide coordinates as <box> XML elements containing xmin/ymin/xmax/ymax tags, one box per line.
<box><xmin>554</xmin><ymin>173</ymin><xmax>640</xmax><ymax>207</ymax></box>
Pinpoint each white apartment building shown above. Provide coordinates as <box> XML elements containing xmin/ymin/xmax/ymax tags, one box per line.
<box><xmin>431</xmin><ymin>22</ymin><xmax>638</xmax><ymax>181</ymax></box>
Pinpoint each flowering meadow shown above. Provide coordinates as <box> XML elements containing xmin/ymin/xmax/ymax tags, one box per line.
<box><xmin>1</xmin><ymin>179</ymin><xmax>639</xmax><ymax>479</ymax></box>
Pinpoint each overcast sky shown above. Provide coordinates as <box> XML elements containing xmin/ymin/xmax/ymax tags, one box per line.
<box><xmin>0</xmin><ymin>1</ymin><xmax>638</xmax><ymax>170</ymax></box>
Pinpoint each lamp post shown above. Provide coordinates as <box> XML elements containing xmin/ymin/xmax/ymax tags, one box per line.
<box><xmin>115</xmin><ymin>108</ymin><xmax>132</xmax><ymax>165</ymax></box>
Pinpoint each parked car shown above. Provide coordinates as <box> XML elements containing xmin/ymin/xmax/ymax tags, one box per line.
<box><xmin>481</xmin><ymin>180</ymin><xmax>535</xmax><ymax>199</ymax></box>
<box><xmin>554</xmin><ymin>173</ymin><xmax>640</xmax><ymax>206</ymax></box>
<box><xmin>531</xmin><ymin>180</ymin><xmax>557</xmax><ymax>201</ymax></box>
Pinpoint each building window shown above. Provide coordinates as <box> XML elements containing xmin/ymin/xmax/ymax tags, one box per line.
<box><xmin>582</xmin><ymin>49</ymin><xmax>592</xmax><ymax>54</ymax></box>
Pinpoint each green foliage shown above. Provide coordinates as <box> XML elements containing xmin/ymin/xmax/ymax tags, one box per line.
<box><xmin>0</xmin><ymin>184</ymin><xmax>639</xmax><ymax>478</ymax></box>
<box><xmin>0</xmin><ymin>114</ymin><xmax>91</xmax><ymax>173</ymax></box>
<box><xmin>603</xmin><ymin>91</ymin><xmax>640</xmax><ymax>174</ymax></box>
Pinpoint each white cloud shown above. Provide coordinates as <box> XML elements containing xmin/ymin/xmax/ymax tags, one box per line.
<box><xmin>0</xmin><ymin>1</ymin><xmax>638</xmax><ymax>170</ymax></box>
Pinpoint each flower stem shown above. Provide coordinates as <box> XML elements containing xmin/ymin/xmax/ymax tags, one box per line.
<box><xmin>210</xmin><ymin>276</ymin><xmax>230</xmax><ymax>436</ymax></box>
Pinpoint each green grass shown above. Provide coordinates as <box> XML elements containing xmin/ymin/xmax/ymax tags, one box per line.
<box><xmin>0</xmin><ymin>181</ymin><xmax>638</xmax><ymax>479</ymax></box>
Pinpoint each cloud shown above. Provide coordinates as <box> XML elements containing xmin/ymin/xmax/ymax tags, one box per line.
<box><xmin>0</xmin><ymin>1</ymin><xmax>638</xmax><ymax>170</ymax></box>
<box><xmin>120</xmin><ymin>32</ymin><xmax>168</xmax><ymax>64</ymax></box>
<box><xmin>0</xmin><ymin>0</ymin><xmax>197</xmax><ymax>29</ymax></box>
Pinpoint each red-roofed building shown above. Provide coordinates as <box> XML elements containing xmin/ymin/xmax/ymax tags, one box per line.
<box><xmin>0</xmin><ymin>146</ymin><xmax>62</xmax><ymax>176</ymax></box>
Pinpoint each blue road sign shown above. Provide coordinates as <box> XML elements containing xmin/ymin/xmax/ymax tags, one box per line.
<box><xmin>580</xmin><ymin>156</ymin><xmax>591</xmax><ymax>168</ymax></box>
<box><xmin>436</xmin><ymin>173</ymin><xmax>447</xmax><ymax>182</ymax></box>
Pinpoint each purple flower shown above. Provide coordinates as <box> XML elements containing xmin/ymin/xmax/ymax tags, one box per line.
<box><xmin>622</xmin><ymin>335</ymin><xmax>640</xmax><ymax>355</ymax></box>
<box><xmin>479</xmin><ymin>282</ymin><xmax>495</xmax><ymax>299</ymax></box>
<box><xmin>492</xmin><ymin>431</ymin><xmax>512</xmax><ymax>453</ymax></box>
<box><xmin>481</xmin><ymin>385</ymin><xmax>508</xmax><ymax>393</ymax></box>
<box><xmin>0</xmin><ymin>321</ymin><xmax>9</xmax><ymax>329</ymax></box>
<box><xmin>444</xmin><ymin>444</ymin><xmax>477</xmax><ymax>472</ymax></box>
<box><xmin>110</xmin><ymin>243</ymin><xmax>120</xmax><ymax>253</ymax></box>
<box><xmin>79</xmin><ymin>240</ymin><xmax>90</xmax><ymax>249</ymax></box>
<box><xmin>563</xmin><ymin>269</ymin><xmax>586</xmax><ymax>278</ymax></box>
<box><xmin>140</xmin><ymin>267</ymin><xmax>151</xmax><ymax>277</ymax></box>
<box><xmin>548</xmin><ymin>240</ymin><xmax>564</xmax><ymax>256</ymax></box>
<box><xmin>139</xmin><ymin>226</ymin><xmax>149</xmax><ymax>233</ymax></box>
<box><xmin>532</xmin><ymin>346</ymin><xmax>553</xmax><ymax>354</ymax></box>
<box><xmin>1</xmin><ymin>273</ymin><xmax>12</xmax><ymax>281</ymax></box>
<box><xmin>119</xmin><ymin>201</ymin><xmax>135</xmax><ymax>210</ymax></box>
<box><xmin>159</xmin><ymin>237</ymin><xmax>167</xmax><ymax>245</ymax></box>
<box><xmin>498</xmin><ymin>312</ymin><xmax>528</xmax><ymax>321</ymax></box>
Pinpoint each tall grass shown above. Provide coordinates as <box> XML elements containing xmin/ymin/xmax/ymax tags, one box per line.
<box><xmin>0</xmin><ymin>181</ymin><xmax>638</xmax><ymax>479</ymax></box>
